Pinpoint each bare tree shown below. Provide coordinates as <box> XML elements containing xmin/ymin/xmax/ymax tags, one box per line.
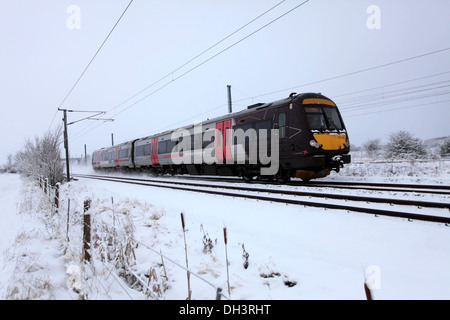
<box><xmin>440</xmin><ymin>137</ymin><xmax>450</xmax><ymax>158</ymax></box>
<box><xmin>1</xmin><ymin>153</ymin><xmax>15</xmax><ymax>173</ymax></box>
<box><xmin>385</xmin><ymin>130</ymin><xmax>427</xmax><ymax>159</ymax></box>
<box><xmin>15</xmin><ymin>126</ymin><xmax>65</xmax><ymax>186</ymax></box>
<box><xmin>363</xmin><ymin>138</ymin><xmax>382</xmax><ymax>158</ymax></box>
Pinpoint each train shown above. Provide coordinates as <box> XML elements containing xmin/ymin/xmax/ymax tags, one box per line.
<box><xmin>92</xmin><ymin>92</ymin><xmax>351</xmax><ymax>182</ymax></box>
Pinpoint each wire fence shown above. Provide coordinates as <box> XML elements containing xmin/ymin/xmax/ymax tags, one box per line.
<box><xmin>37</xmin><ymin>176</ymin><xmax>230</xmax><ymax>300</ymax></box>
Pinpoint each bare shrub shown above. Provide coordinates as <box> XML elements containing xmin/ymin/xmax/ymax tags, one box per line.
<box><xmin>15</xmin><ymin>126</ymin><xmax>65</xmax><ymax>186</ymax></box>
<box><xmin>440</xmin><ymin>137</ymin><xmax>450</xmax><ymax>158</ymax></box>
<box><xmin>200</xmin><ymin>224</ymin><xmax>214</xmax><ymax>254</ymax></box>
<box><xmin>363</xmin><ymin>138</ymin><xmax>382</xmax><ymax>158</ymax></box>
<box><xmin>385</xmin><ymin>130</ymin><xmax>426</xmax><ymax>159</ymax></box>
<box><xmin>241</xmin><ymin>243</ymin><xmax>249</xmax><ymax>269</ymax></box>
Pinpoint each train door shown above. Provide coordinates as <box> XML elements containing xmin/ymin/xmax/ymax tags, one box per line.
<box><xmin>275</xmin><ymin>107</ymin><xmax>289</xmax><ymax>155</ymax></box>
<box><xmin>151</xmin><ymin>137</ymin><xmax>159</xmax><ymax>165</ymax></box>
<box><xmin>114</xmin><ymin>147</ymin><xmax>119</xmax><ymax>167</ymax></box>
<box><xmin>96</xmin><ymin>151</ymin><xmax>101</xmax><ymax>167</ymax></box>
<box><xmin>215</xmin><ymin>120</ymin><xmax>232</xmax><ymax>163</ymax></box>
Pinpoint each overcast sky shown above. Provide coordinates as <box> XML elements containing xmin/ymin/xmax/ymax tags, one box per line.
<box><xmin>1</xmin><ymin>0</ymin><xmax>449</xmax><ymax>163</ymax></box>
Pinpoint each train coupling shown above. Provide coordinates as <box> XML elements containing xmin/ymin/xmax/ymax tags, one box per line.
<box><xmin>329</xmin><ymin>154</ymin><xmax>351</xmax><ymax>172</ymax></box>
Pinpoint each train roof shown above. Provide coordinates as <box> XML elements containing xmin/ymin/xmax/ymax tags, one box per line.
<box><xmin>93</xmin><ymin>92</ymin><xmax>332</xmax><ymax>152</ymax></box>
<box><xmin>144</xmin><ymin>92</ymin><xmax>322</xmax><ymax>136</ymax></box>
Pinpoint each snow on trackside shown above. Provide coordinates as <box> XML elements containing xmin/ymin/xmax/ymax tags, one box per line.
<box><xmin>1</xmin><ymin>157</ymin><xmax>450</xmax><ymax>300</ymax></box>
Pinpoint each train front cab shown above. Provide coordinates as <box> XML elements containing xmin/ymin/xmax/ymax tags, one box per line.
<box><xmin>292</xmin><ymin>95</ymin><xmax>351</xmax><ymax>181</ymax></box>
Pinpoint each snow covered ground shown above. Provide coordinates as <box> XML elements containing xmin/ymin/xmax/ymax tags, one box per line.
<box><xmin>1</xmin><ymin>156</ymin><xmax>450</xmax><ymax>300</ymax></box>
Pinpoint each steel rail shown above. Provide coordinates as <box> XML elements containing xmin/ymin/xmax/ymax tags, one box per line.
<box><xmin>301</xmin><ymin>180</ymin><xmax>450</xmax><ymax>190</ymax></box>
<box><xmin>131</xmin><ymin>174</ymin><xmax>450</xmax><ymax>195</ymax></box>
<box><xmin>296</xmin><ymin>182</ymin><xmax>450</xmax><ymax>195</ymax></box>
<box><xmin>73</xmin><ymin>174</ymin><xmax>450</xmax><ymax>225</ymax></box>
<box><xmin>78</xmin><ymin>174</ymin><xmax>449</xmax><ymax>209</ymax></box>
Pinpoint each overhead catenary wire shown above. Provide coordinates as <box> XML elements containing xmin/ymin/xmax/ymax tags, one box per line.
<box><xmin>47</xmin><ymin>0</ymin><xmax>449</xmax><ymax>147</ymax></box>
<box><xmin>63</xmin><ymin>0</ymin><xmax>449</xmax><ymax>145</ymax></box>
<box><xmin>232</xmin><ymin>47</ymin><xmax>450</xmax><ymax>103</ymax></box>
<box><xmin>57</xmin><ymin>2</ymin><xmax>449</xmax><ymax>146</ymax></box>
<box><xmin>338</xmin><ymin>81</ymin><xmax>450</xmax><ymax>109</ymax></box>
<box><xmin>343</xmin><ymin>91</ymin><xmax>450</xmax><ymax>114</ymax></box>
<box><xmin>108</xmin><ymin>0</ymin><xmax>311</xmax><ymax>119</ymax></box>
<box><xmin>334</xmin><ymin>76</ymin><xmax>450</xmax><ymax>117</ymax></box>
<box><xmin>333</xmin><ymin>76</ymin><xmax>450</xmax><ymax>115</ymax></box>
<box><xmin>56</xmin><ymin>0</ymin><xmax>134</xmax><ymax>111</ymax></box>
<box><xmin>137</xmin><ymin>49</ymin><xmax>450</xmax><ymax>137</ymax></box>
<box><xmin>147</xmin><ymin>49</ymin><xmax>450</xmax><ymax>139</ymax></box>
<box><xmin>67</xmin><ymin>0</ymin><xmax>311</xmax><ymax>143</ymax></box>
<box><xmin>106</xmin><ymin>0</ymin><xmax>290</xmax><ymax>116</ymax></box>
<box><xmin>336</xmin><ymin>79</ymin><xmax>450</xmax><ymax>105</ymax></box>
<box><xmin>343</xmin><ymin>98</ymin><xmax>450</xmax><ymax>118</ymax></box>
<box><xmin>67</xmin><ymin>48</ymin><xmax>450</xmax><ymax>146</ymax></box>
<box><xmin>340</xmin><ymin>91</ymin><xmax>450</xmax><ymax>115</ymax></box>
<box><xmin>332</xmin><ymin>70</ymin><xmax>450</xmax><ymax>99</ymax></box>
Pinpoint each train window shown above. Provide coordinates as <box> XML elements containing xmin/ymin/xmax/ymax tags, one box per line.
<box><xmin>167</xmin><ymin>140</ymin><xmax>176</xmax><ymax>153</ymax></box>
<box><xmin>305</xmin><ymin>107</ymin><xmax>321</xmax><ymax>113</ymax></box>
<box><xmin>305</xmin><ymin>106</ymin><xmax>343</xmax><ymax>131</ymax></box>
<box><xmin>136</xmin><ymin>143</ymin><xmax>151</xmax><ymax>157</ymax></box>
<box><xmin>103</xmin><ymin>150</ymin><xmax>114</xmax><ymax>161</ymax></box>
<box><xmin>158</xmin><ymin>141</ymin><xmax>167</xmax><ymax>154</ymax></box>
<box><xmin>158</xmin><ymin>141</ymin><xmax>175</xmax><ymax>154</ymax></box>
<box><xmin>144</xmin><ymin>143</ymin><xmax>151</xmax><ymax>156</ymax></box>
<box><xmin>279</xmin><ymin>113</ymin><xmax>286</xmax><ymax>127</ymax></box>
<box><xmin>278</xmin><ymin>113</ymin><xmax>286</xmax><ymax>138</ymax></box>
<box><xmin>306</xmin><ymin>112</ymin><xmax>326</xmax><ymax>130</ymax></box>
<box><xmin>118</xmin><ymin>148</ymin><xmax>129</xmax><ymax>159</ymax></box>
<box><xmin>136</xmin><ymin>145</ymin><xmax>144</xmax><ymax>157</ymax></box>
<box><xmin>323</xmin><ymin>108</ymin><xmax>344</xmax><ymax>130</ymax></box>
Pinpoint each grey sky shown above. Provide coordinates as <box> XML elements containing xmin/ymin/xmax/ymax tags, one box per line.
<box><xmin>1</xmin><ymin>0</ymin><xmax>449</xmax><ymax>163</ymax></box>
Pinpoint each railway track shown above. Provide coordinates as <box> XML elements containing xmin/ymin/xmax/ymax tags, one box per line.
<box><xmin>295</xmin><ymin>181</ymin><xmax>450</xmax><ymax>195</ymax></box>
<box><xmin>145</xmin><ymin>174</ymin><xmax>450</xmax><ymax>195</ymax></box>
<box><xmin>301</xmin><ymin>180</ymin><xmax>450</xmax><ymax>191</ymax></box>
<box><xmin>73</xmin><ymin>173</ymin><xmax>450</xmax><ymax>225</ymax></box>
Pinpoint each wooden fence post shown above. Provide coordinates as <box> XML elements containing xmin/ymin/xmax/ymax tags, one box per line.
<box><xmin>83</xmin><ymin>199</ymin><xmax>91</xmax><ymax>262</ymax></box>
<box><xmin>364</xmin><ymin>282</ymin><xmax>373</xmax><ymax>300</ymax></box>
<box><xmin>180</xmin><ymin>212</ymin><xmax>191</xmax><ymax>300</ymax></box>
<box><xmin>54</xmin><ymin>183</ymin><xmax>60</xmax><ymax>214</ymax></box>
<box><xmin>216</xmin><ymin>287</ymin><xmax>223</xmax><ymax>300</ymax></box>
<box><xmin>224</xmin><ymin>227</ymin><xmax>231</xmax><ymax>297</ymax></box>
<box><xmin>66</xmin><ymin>199</ymin><xmax>70</xmax><ymax>242</ymax></box>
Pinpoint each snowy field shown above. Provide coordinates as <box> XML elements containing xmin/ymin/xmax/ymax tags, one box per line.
<box><xmin>1</xmin><ymin>156</ymin><xmax>450</xmax><ymax>300</ymax></box>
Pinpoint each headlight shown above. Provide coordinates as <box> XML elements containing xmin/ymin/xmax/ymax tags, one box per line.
<box><xmin>310</xmin><ymin>140</ymin><xmax>320</xmax><ymax>148</ymax></box>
